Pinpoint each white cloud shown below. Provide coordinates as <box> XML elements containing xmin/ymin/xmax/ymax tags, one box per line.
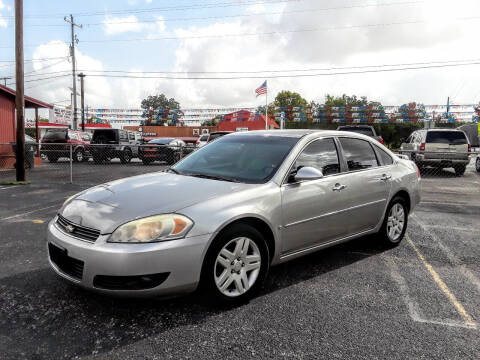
<box><xmin>0</xmin><ymin>0</ymin><xmax>8</xmax><ymax>28</ymax></box>
<box><xmin>103</xmin><ymin>14</ymin><xmax>166</xmax><ymax>35</ymax></box>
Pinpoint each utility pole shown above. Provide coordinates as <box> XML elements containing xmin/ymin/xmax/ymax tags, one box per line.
<box><xmin>64</xmin><ymin>14</ymin><xmax>82</xmax><ymax>130</ymax></box>
<box><xmin>15</xmin><ymin>0</ymin><xmax>25</xmax><ymax>182</ymax></box>
<box><xmin>0</xmin><ymin>76</ymin><xmax>11</xmax><ymax>86</ymax></box>
<box><xmin>78</xmin><ymin>73</ymin><xmax>85</xmax><ymax>131</ymax></box>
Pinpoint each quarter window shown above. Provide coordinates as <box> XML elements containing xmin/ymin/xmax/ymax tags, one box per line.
<box><xmin>376</xmin><ymin>147</ymin><xmax>393</xmax><ymax>166</ymax></box>
<box><xmin>339</xmin><ymin>138</ymin><xmax>379</xmax><ymax>171</ymax></box>
<box><xmin>294</xmin><ymin>138</ymin><xmax>340</xmax><ymax>176</ymax></box>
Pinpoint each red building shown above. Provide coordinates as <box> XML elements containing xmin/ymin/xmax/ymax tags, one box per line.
<box><xmin>0</xmin><ymin>84</ymin><xmax>53</xmax><ymax>168</ymax></box>
<box><xmin>217</xmin><ymin>110</ymin><xmax>279</xmax><ymax>131</ymax></box>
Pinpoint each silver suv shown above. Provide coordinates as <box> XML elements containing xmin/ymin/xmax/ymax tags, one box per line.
<box><xmin>400</xmin><ymin>129</ymin><xmax>470</xmax><ymax>176</ymax></box>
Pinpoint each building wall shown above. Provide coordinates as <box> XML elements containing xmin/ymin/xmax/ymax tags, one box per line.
<box><xmin>123</xmin><ymin>125</ymin><xmax>217</xmax><ymax>138</ymax></box>
<box><xmin>0</xmin><ymin>92</ymin><xmax>15</xmax><ymax>155</ymax></box>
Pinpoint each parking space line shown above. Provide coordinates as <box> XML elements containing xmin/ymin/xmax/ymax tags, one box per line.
<box><xmin>411</xmin><ymin>214</ymin><xmax>480</xmax><ymax>295</ymax></box>
<box><xmin>0</xmin><ymin>186</ymin><xmax>19</xmax><ymax>190</ymax></box>
<box><xmin>0</xmin><ymin>204</ymin><xmax>59</xmax><ymax>221</ymax></box>
<box><xmin>406</xmin><ymin>234</ymin><xmax>477</xmax><ymax>328</ymax></box>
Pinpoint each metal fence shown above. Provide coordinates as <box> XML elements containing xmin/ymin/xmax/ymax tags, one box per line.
<box><xmin>0</xmin><ymin>143</ymin><xmax>194</xmax><ymax>185</ymax></box>
<box><xmin>1</xmin><ymin>142</ymin><xmax>479</xmax><ymax>185</ymax></box>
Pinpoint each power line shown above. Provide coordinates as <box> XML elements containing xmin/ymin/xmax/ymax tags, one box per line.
<box><xmin>0</xmin><ymin>56</ymin><xmax>69</xmax><ymax>63</ymax></box>
<box><xmin>8</xmin><ymin>1</ymin><xmax>425</xmax><ymax>27</ymax></box>
<box><xmin>0</xmin><ymin>0</ymin><xmax>305</xmax><ymax>19</ymax></box>
<box><xmin>80</xmin><ymin>61</ymin><xmax>480</xmax><ymax>80</ymax></box>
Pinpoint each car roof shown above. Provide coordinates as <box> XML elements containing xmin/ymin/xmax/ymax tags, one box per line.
<box><xmin>228</xmin><ymin>129</ymin><xmax>364</xmax><ymax>139</ymax></box>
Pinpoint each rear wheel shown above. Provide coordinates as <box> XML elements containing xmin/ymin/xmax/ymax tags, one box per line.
<box><xmin>73</xmin><ymin>148</ymin><xmax>85</xmax><ymax>163</ymax></box>
<box><xmin>377</xmin><ymin>196</ymin><xmax>408</xmax><ymax>247</ymax></box>
<box><xmin>454</xmin><ymin>165</ymin><xmax>466</xmax><ymax>176</ymax></box>
<box><xmin>120</xmin><ymin>149</ymin><xmax>132</xmax><ymax>164</ymax></box>
<box><xmin>476</xmin><ymin>157</ymin><xmax>480</xmax><ymax>173</ymax></box>
<box><xmin>201</xmin><ymin>223</ymin><xmax>269</xmax><ymax>304</ymax></box>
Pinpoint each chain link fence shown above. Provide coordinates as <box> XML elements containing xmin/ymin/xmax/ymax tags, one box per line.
<box><xmin>0</xmin><ymin>142</ymin><xmax>194</xmax><ymax>186</ymax></box>
<box><xmin>1</xmin><ymin>141</ymin><xmax>479</xmax><ymax>185</ymax></box>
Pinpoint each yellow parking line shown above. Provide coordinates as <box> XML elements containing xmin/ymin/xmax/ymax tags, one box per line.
<box><xmin>406</xmin><ymin>235</ymin><xmax>476</xmax><ymax>328</ymax></box>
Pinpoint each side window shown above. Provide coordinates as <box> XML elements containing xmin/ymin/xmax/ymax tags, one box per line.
<box><xmin>81</xmin><ymin>133</ymin><xmax>91</xmax><ymax>141</ymax></box>
<box><xmin>294</xmin><ymin>138</ymin><xmax>340</xmax><ymax>176</ymax></box>
<box><xmin>339</xmin><ymin>138</ymin><xmax>379</xmax><ymax>171</ymax></box>
<box><xmin>405</xmin><ymin>135</ymin><xmax>412</xmax><ymax>144</ymax></box>
<box><xmin>128</xmin><ymin>132</ymin><xmax>135</xmax><ymax>140</ymax></box>
<box><xmin>69</xmin><ymin>132</ymin><xmax>79</xmax><ymax>140</ymax></box>
<box><xmin>119</xmin><ymin>131</ymin><xmax>128</xmax><ymax>141</ymax></box>
<box><xmin>376</xmin><ymin>147</ymin><xmax>393</xmax><ymax>166</ymax></box>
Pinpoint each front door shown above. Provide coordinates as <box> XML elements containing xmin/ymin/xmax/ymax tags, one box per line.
<box><xmin>281</xmin><ymin>138</ymin><xmax>352</xmax><ymax>254</ymax></box>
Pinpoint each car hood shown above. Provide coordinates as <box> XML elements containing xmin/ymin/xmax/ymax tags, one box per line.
<box><xmin>61</xmin><ymin>172</ymin><xmax>249</xmax><ymax>234</ymax></box>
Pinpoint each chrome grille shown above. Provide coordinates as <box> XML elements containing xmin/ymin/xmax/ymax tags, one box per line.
<box><xmin>56</xmin><ymin>215</ymin><xmax>100</xmax><ymax>242</ymax></box>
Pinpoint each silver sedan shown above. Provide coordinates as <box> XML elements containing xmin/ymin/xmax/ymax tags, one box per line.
<box><xmin>46</xmin><ymin>130</ymin><xmax>421</xmax><ymax>302</ymax></box>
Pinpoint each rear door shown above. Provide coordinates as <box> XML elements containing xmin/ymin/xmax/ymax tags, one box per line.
<box><xmin>425</xmin><ymin>131</ymin><xmax>469</xmax><ymax>160</ymax></box>
<box><xmin>336</xmin><ymin>137</ymin><xmax>392</xmax><ymax>235</ymax></box>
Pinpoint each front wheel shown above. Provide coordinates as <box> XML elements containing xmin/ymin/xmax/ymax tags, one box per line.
<box><xmin>73</xmin><ymin>149</ymin><xmax>85</xmax><ymax>163</ymax></box>
<box><xmin>120</xmin><ymin>149</ymin><xmax>132</xmax><ymax>164</ymax></box>
<box><xmin>201</xmin><ymin>224</ymin><xmax>269</xmax><ymax>304</ymax></box>
<box><xmin>377</xmin><ymin>196</ymin><xmax>408</xmax><ymax>247</ymax></box>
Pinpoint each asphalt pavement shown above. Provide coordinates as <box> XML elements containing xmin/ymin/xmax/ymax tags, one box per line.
<box><xmin>0</xmin><ymin>160</ymin><xmax>479</xmax><ymax>359</ymax></box>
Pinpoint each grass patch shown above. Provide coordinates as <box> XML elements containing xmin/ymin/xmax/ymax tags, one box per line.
<box><xmin>0</xmin><ymin>180</ymin><xmax>31</xmax><ymax>185</ymax></box>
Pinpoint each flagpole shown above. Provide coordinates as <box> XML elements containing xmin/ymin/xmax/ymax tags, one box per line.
<box><xmin>265</xmin><ymin>81</ymin><xmax>268</xmax><ymax>130</ymax></box>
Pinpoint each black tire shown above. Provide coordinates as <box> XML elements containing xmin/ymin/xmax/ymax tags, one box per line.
<box><xmin>377</xmin><ymin>196</ymin><xmax>409</xmax><ymax>248</ymax></box>
<box><xmin>200</xmin><ymin>223</ymin><xmax>270</xmax><ymax>304</ymax></box>
<box><xmin>73</xmin><ymin>148</ymin><xmax>85</xmax><ymax>163</ymax></box>
<box><xmin>47</xmin><ymin>155</ymin><xmax>58</xmax><ymax>163</ymax></box>
<box><xmin>92</xmin><ymin>154</ymin><xmax>104</xmax><ymax>164</ymax></box>
<box><xmin>454</xmin><ymin>165</ymin><xmax>466</xmax><ymax>176</ymax></box>
<box><xmin>120</xmin><ymin>149</ymin><xmax>132</xmax><ymax>164</ymax></box>
<box><xmin>475</xmin><ymin>157</ymin><xmax>480</xmax><ymax>173</ymax></box>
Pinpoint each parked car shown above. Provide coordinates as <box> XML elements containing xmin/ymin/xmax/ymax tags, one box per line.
<box><xmin>138</xmin><ymin>138</ymin><xmax>195</xmax><ymax>165</ymax></box>
<box><xmin>196</xmin><ymin>134</ymin><xmax>209</xmax><ymax>148</ymax></box>
<box><xmin>89</xmin><ymin>129</ymin><xmax>141</xmax><ymax>164</ymax></box>
<box><xmin>41</xmin><ymin>129</ymin><xmax>91</xmax><ymax>163</ymax></box>
<box><xmin>399</xmin><ymin>128</ymin><xmax>471</xmax><ymax>176</ymax></box>
<box><xmin>47</xmin><ymin>130</ymin><xmax>420</xmax><ymax>303</ymax></box>
<box><xmin>207</xmin><ymin>131</ymin><xmax>233</xmax><ymax>143</ymax></box>
<box><xmin>336</xmin><ymin>125</ymin><xmax>384</xmax><ymax>144</ymax></box>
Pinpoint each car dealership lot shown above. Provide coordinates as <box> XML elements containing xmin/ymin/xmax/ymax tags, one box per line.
<box><xmin>0</xmin><ymin>166</ymin><xmax>479</xmax><ymax>359</ymax></box>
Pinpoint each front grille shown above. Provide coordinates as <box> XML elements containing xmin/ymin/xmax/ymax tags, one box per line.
<box><xmin>93</xmin><ymin>273</ymin><xmax>169</xmax><ymax>291</ymax></box>
<box><xmin>56</xmin><ymin>215</ymin><xmax>100</xmax><ymax>242</ymax></box>
<box><xmin>48</xmin><ymin>243</ymin><xmax>84</xmax><ymax>280</ymax></box>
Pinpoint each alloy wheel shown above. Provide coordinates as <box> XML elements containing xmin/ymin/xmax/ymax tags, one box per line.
<box><xmin>214</xmin><ymin>237</ymin><xmax>261</xmax><ymax>297</ymax></box>
<box><xmin>387</xmin><ymin>203</ymin><xmax>405</xmax><ymax>242</ymax></box>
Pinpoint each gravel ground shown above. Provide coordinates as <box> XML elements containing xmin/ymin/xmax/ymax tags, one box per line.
<box><xmin>0</xmin><ymin>159</ymin><xmax>479</xmax><ymax>359</ymax></box>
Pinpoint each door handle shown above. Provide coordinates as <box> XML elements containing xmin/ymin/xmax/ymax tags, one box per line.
<box><xmin>332</xmin><ymin>183</ymin><xmax>347</xmax><ymax>192</ymax></box>
<box><xmin>379</xmin><ymin>174</ymin><xmax>392</xmax><ymax>181</ymax></box>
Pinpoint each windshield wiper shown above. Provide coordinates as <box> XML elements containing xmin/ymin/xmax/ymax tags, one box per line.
<box><xmin>187</xmin><ymin>173</ymin><xmax>240</xmax><ymax>183</ymax></box>
<box><xmin>167</xmin><ymin>168</ymin><xmax>182</xmax><ymax>175</ymax></box>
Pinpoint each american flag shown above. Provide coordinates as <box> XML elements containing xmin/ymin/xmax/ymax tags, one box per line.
<box><xmin>255</xmin><ymin>81</ymin><xmax>267</xmax><ymax>97</ymax></box>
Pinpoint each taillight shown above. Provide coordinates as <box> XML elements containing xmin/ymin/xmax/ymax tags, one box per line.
<box><xmin>468</xmin><ymin>144</ymin><xmax>471</xmax><ymax>153</ymax></box>
<box><xmin>196</xmin><ymin>140</ymin><xmax>200</xmax><ymax>145</ymax></box>
<box><xmin>378</xmin><ymin>137</ymin><xmax>384</xmax><ymax>144</ymax></box>
<box><xmin>419</xmin><ymin>143</ymin><xmax>425</xmax><ymax>151</ymax></box>
<box><xmin>416</xmin><ymin>164</ymin><xmax>421</xmax><ymax>179</ymax></box>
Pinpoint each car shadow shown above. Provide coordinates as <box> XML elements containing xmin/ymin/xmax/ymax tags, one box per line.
<box><xmin>0</xmin><ymin>235</ymin><xmax>387</xmax><ymax>359</ymax></box>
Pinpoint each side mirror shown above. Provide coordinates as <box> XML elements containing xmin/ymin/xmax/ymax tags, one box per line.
<box><xmin>294</xmin><ymin>167</ymin><xmax>324</xmax><ymax>182</ymax></box>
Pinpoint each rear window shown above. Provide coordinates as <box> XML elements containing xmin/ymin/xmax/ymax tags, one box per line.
<box><xmin>426</xmin><ymin>131</ymin><xmax>467</xmax><ymax>145</ymax></box>
<box><xmin>42</xmin><ymin>130</ymin><xmax>67</xmax><ymax>140</ymax></box>
<box><xmin>338</xmin><ymin>127</ymin><xmax>375</xmax><ymax>136</ymax></box>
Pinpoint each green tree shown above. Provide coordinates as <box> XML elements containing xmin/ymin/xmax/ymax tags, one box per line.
<box><xmin>141</xmin><ymin>94</ymin><xmax>180</xmax><ymax>110</ymax></box>
<box><xmin>324</xmin><ymin>94</ymin><xmax>371</xmax><ymax>107</ymax></box>
<box><xmin>273</xmin><ymin>91</ymin><xmax>308</xmax><ymax>108</ymax></box>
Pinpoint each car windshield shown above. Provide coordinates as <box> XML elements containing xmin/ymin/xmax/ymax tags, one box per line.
<box><xmin>148</xmin><ymin>138</ymin><xmax>174</xmax><ymax>144</ymax></box>
<box><xmin>426</xmin><ymin>131</ymin><xmax>468</xmax><ymax>145</ymax></box>
<box><xmin>338</xmin><ymin>127</ymin><xmax>374</xmax><ymax>136</ymax></box>
<box><xmin>173</xmin><ymin>135</ymin><xmax>299</xmax><ymax>183</ymax></box>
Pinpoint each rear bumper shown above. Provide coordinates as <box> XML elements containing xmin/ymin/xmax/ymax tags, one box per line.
<box><xmin>415</xmin><ymin>154</ymin><xmax>469</xmax><ymax>166</ymax></box>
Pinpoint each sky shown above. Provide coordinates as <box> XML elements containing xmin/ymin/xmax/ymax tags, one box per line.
<box><xmin>1</xmin><ymin>0</ymin><xmax>480</xmax><ymax>109</ymax></box>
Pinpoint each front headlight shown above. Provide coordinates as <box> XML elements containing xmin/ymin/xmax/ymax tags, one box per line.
<box><xmin>108</xmin><ymin>214</ymin><xmax>194</xmax><ymax>243</ymax></box>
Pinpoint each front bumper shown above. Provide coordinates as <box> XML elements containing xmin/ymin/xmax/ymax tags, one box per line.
<box><xmin>46</xmin><ymin>218</ymin><xmax>211</xmax><ymax>297</ymax></box>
